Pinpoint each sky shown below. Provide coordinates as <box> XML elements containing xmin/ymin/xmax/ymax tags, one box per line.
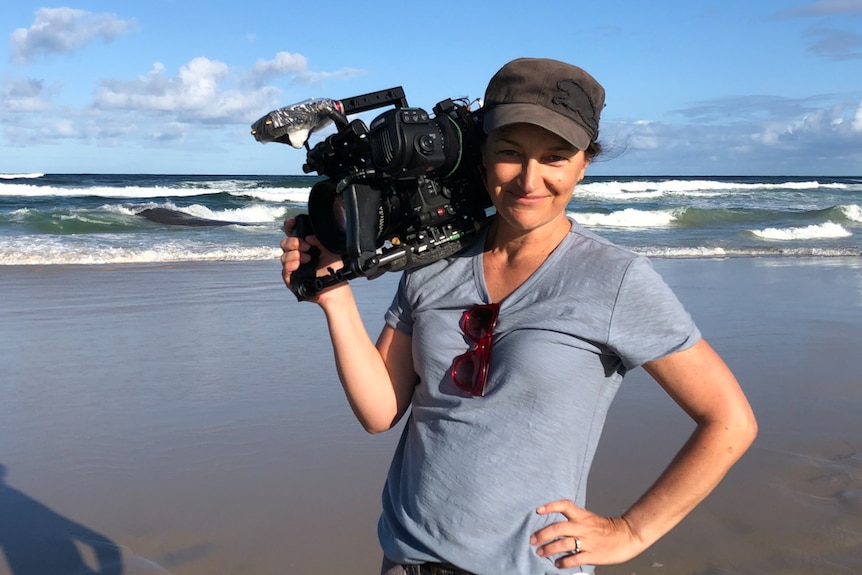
<box><xmin>1</xmin><ymin>1</ymin><xmax>861</xmax><ymax>176</ymax></box>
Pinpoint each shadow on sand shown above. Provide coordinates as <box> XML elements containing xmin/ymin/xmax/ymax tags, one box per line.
<box><xmin>0</xmin><ymin>463</ymin><xmax>124</xmax><ymax>575</ymax></box>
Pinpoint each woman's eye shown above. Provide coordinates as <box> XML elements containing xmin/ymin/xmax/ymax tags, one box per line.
<box><xmin>497</xmin><ymin>149</ymin><xmax>520</xmax><ymax>159</ymax></box>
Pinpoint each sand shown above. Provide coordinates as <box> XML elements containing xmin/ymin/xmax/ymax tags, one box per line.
<box><xmin>1</xmin><ymin>258</ymin><xmax>860</xmax><ymax>574</ymax></box>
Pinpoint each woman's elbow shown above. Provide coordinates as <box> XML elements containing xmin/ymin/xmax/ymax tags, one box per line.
<box><xmin>739</xmin><ymin>404</ymin><xmax>759</xmax><ymax>450</ymax></box>
<box><xmin>720</xmin><ymin>401</ymin><xmax>758</xmax><ymax>459</ymax></box>
<box><xmin>362</xmin><ymin>421</ymin><xmax>392</xmax><ymax>435</ymax></box>
<box><xmin>358</xmin><ymin>411</ymin><xmax>404</xmax><ymax>435</ymax></box>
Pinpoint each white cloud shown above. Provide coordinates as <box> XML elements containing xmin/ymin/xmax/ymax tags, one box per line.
<box><xmin>3</xmin><ymin>49</ymin><xmax>361</xmax><ymax>154</ymax></box>
<box><xmin>10</xmin><ymin>7</ymin><xmax>136</xmax><ymax>63</ymax></box>
<box><xmin>599</xmin><ymin>94</ymin><xmax>862</xmax><ymax>175</ymax></box>
<box><xmin>627</xmin><ymin>122</ymin><xmax>660</xmax><ymax>150</ymax></box>
<box><xmin>252</xmin><ymin>51</ymin><xmax>309</xmax><ymax>77</ymax></box>
<box><xmin>750</xmin><ymin>100</ymin><xmax>862</xmax><ymax>145</ymax></box>
<box><xmin>54</xmin><ymin>119</ymin><xmax>77</xmax><ymax>138</ymax></box>
<box><xmin>602</xmin><ymin>120</ymin><xmax>662</xmax><ymax>154</ymax></box>
<box><xmin>852</xmin><ymin>101</ymin><xmax>862</xmax><ymax>131</ymax></box>
<box><xmin>247</xmin><ymin>51</ymin><xmax>365</xmax><ymax>86</ymax></box>
<box><xmin>3</xmin><ymin>41</ymin><xmax>363</xmax><ymax>140</ymax></box>
<box><xmin>92</xmin><ymin>52</ymin><xmax>361</xmax><ymax>124</ymax></box>
<box><xmin>2</xmin><ymin>78</ymin><xmax>52</xmax><ymax>112</ymax></box>
<box><xmin>94</xmin><ymin>57</ymin><xmax>277</xmax><ymax>122</ymax></box>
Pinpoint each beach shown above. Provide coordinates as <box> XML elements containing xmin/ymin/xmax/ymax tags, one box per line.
<box><xmin>1</xmin><ymin>257</ymin><xmax>861</xmax><ymax>575</ymax></box>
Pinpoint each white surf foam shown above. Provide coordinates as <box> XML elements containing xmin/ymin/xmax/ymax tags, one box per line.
<box><xmin>0</xmin><ymin>183</ymin><xmax>224</xmax><ymax>199</ymax></box>
<box><xmin>0</xmin><ymin>173</ymin><xmax>45</xmax><ymax>179</ymax></box>
<box><xmin>840</xmin><ymin>204</ymin><xmax>862</xmax><ymax>223</ymax></box>
<box><xmin>181</xmin><ymin>203</ymin><xmax>287</xmax><ymax>223</ymax></box>
<box><xmin>0</xmin><ymin>235</ymin><xmax>281</xmax><ymax>265</ymax></box>
<box><xmin>228</xmin><ymin>187</ymin><xmax>311</xmax><ymax>204</ymax></box>
<box><xmin>572</xmin><ymin>208</ymin><xmax>681</xmax><ymax>228</ymax></box>
<box><xmin>751</xmin><ymin>222</ymin><xmax>852</xmax><ymax>240</ymax></box>
<box><xmin>576</xmin><ymin>179</ymin><xmax>849</xmax><ymax>201</ymax></box>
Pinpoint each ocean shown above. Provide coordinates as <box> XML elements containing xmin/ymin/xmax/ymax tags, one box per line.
<box><xmin>1</xmin><ymin>173</ymin><xmax>861</xmax><ymax>266</ymax></box>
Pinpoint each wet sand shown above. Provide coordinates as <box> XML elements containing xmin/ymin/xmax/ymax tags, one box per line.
<box><xmin>1</xmin><ymin>258</ymin><xmax>861</xmax><ymax>574</ymax></box>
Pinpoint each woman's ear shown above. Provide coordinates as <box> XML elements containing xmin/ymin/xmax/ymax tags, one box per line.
<box><xmin>577</xmin><ymin>159</ymin><xmax>590</xmax><ymax>183</ymax></box>
<box><xmin>478</xmin><ymin>162</ymin><xmax>488</xmax><ymax>189</ymax></box>
<box><xmin>478</xmin><ymin>145</ymin><xmax>489</xmax><ymax>189</ymax></box>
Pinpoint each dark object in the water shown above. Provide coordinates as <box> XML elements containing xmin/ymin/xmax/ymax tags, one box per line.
<box><xmin>138</xmin><ymin>207</ymin><xmax>247</xmax><ymax>227</ymax></box>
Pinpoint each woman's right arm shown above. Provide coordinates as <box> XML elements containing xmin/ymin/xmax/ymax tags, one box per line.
<box><xmin>321</xmin><ymin>291</ymin><xmax>418</xmax><ymax>433</ymax></box>
<box><xmin>281</xmin><ymin>219</ymin><xmax>418</xmax><ymax>433</ymax></box>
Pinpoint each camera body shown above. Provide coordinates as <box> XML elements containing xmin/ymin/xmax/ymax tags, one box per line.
<box><xmin>252</xmin><ymin>87</ymin><xmax>492</xmax><ymax>299</ymax></box>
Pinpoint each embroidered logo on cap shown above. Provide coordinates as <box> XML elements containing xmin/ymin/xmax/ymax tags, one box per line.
<box><xmin>553</xmin><ymin>79</ymin><xmax>598</xmax><ymax>135</ymax></box>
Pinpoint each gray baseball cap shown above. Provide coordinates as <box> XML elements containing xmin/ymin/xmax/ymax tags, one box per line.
<box><xmin>482</xmin><ymin>58</ymin><xmax>605</xmax><ymax>150</ymax></box>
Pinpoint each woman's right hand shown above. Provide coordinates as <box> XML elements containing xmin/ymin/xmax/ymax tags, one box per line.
<box><xmin>280</xmin><ymin>217</ymin><xmax>347</xmax><ymax>304</ymax></box>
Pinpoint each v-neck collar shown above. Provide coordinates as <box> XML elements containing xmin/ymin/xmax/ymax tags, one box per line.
<box><xmin>472</xmin><ymin>219</ymin><xmax>575</xmax><ymax>306</ymax></box>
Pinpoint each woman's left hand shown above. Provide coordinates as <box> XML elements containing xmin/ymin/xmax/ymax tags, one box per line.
<box><xmin>531</xmin><ymin>499</ymin><xmax>642</xmax><ymax>568</ymax></box>
<box><xmin>532</xmin><ymin>340</ymin><xmax>757</xmax><ymax>569</ymax></box>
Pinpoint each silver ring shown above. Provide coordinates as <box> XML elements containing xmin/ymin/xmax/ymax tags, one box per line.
<box><xmin>574</xmin><ymin>537</ymin><xmax>582</xmax><ymax>554</ymax></box>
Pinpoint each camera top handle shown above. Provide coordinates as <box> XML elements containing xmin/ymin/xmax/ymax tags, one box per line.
<box><xmin>339</xmin><ymin>87</ymin><xmax>408</xmax><ymax>116</ymax></box>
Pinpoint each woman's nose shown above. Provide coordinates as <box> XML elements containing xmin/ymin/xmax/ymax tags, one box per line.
<box><xmin>519</xmin><ymin>158</ymin><xmax>543</xmax><ymax>192</ymax></box>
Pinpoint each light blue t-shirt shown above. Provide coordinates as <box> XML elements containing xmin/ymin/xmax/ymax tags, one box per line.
<box><xmin>380</xmin><ymin>219</ymin><xmax>701</xmax><ymax>575</ymax></box>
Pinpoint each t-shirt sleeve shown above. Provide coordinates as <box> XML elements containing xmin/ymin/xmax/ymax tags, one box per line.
<box><xmin>608</xmin><ymin>256</ymin><xmax>701</xmax><ymax>369</ymax></box>
<box><xmin>384</xmin><ymin>272</ymin><xmax>414</xmax><ymax>336</ymax></box>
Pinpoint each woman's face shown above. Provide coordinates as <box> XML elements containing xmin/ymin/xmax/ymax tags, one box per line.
<box><xmin>482</xmin><ymin>123</ymin><xmax>589</xmax><ymax>235</ymax></box>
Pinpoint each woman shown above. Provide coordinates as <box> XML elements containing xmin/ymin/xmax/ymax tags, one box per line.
<box><xmin>280</xmin><ymin>58</ymin><xmax>757</xmax><ymax>575</ymax></box>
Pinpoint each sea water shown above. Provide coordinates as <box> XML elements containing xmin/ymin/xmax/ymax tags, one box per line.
<box><xmin>1</xmin><ymin>173</ymin><xmax>860</xmax><ymax>265</ymax></box>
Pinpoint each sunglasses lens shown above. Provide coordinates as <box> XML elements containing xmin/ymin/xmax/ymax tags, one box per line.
<box><xmin>452</xmin><ymin>350</ymin><xmax>487</xmax><ymax>396</ymax></box>
<box><xmin>462</xmin><ymin>305</ymin><xmax>497</xmax><ymax>340</ymax></box>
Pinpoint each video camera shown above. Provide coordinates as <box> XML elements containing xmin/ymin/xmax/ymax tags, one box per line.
<box><xmin>251</xmin><ymin>87</ymin><xmax>492</xmax><ymax>300</ymax></box>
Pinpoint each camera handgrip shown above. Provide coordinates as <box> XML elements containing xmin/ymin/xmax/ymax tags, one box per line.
<box><xmin>288</xmin><ymin>214</ymin><xmax>322</xmax><ymax>301</ymax></box>
<box><xmin>288</xmin><ymin>214</ymin><xmax>357</xmax><ymax>300</ymax></box>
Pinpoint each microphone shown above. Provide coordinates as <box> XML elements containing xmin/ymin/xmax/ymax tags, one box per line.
<box><xmin>250</xmin><ymin>98</ymin><xmax>346</xmax><ymax>148</ymax></box>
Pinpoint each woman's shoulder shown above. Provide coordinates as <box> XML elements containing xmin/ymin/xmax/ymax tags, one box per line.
<box><xmin>563</xmin><ymin>218</ymin><xmax>646</xmax><ymax>272</ymax></box>
<box><xmin>401</xmin><ymin>224</ymin><xmax>486</xmax><ymax>283</ymax></box>
<box><xmin>397</xmin><ymin>241</ymin><xmax>483</xmax><ymax>307</ymax></box>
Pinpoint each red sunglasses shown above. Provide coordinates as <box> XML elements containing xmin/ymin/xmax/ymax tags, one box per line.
<box><xmin>451</xmin><ymin>302</ymin><xmax>501</xmax><ymax>397</ymax></box>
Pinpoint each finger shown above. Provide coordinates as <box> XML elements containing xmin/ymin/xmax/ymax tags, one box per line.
<box><xmin>531</xmin><ymin>521</ymin><xmax>573</xmax><ymax>547</ymax></box>
<box><xmin>535</xmin><ymin>535</ymin><xmax>583</xmax><ymax>559</ymax></box>
<box><xmin>283</xmin><ymin>217</ymin><xmax>296</xmax><ymax>236</ymax></box>
<box><xmin>536</xmin><ymin>499</ymin><xmax>584</xmax><ymax>518</ymax></box>
<box><xmin>280</xmin><ymin>235</ymin><xmax>304</xmax><ymax>253</ymax></box>
<box><xmin>553</xmin><ymin>550</ymin><xmax>588</xmax><ymax>570</ymax></box>
<box><xmin>280</xmin><ymin>252</ymin><xmax>305</xmax><ymax>289</ymax></box>
<box><xmin>280</xmin><ymin>253</ymin><xmax>296</xmax><ymax>271</ymax></box>
<box><xmin>280</xmin><ymin>247</ymin><xmax>307</xmax><ymax>270</ymax></box>
<box><xmin>281</xmin><ymin>232</ymin><xmax>324</xmax><ymax>255</ymax></box>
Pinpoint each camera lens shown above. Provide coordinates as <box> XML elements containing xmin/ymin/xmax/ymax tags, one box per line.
<box><xmin>308</xmin><ymin>179</ymin><xmax>348</xmax><ymax>254</ymax></box>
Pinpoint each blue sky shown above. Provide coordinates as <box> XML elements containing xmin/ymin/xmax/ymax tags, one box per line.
<box><xmin>1</xmin><ymin>1</ymin><xmax>861</xmax><ymax>176</ymax></box>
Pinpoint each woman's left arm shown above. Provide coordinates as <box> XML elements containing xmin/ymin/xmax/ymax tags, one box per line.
<box><xmin>532</xmin><ymin>338</ymin><xmax>758</xmax><ymax>568</ymax></box>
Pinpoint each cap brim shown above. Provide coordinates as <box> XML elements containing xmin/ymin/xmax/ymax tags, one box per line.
<box><xmin>483</xmin><ymin>104</ymin><xmax>591</xmax><ymax>151</ymax></box>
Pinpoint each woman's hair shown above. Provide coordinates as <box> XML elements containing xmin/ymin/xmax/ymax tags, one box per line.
<box><xmin>585</xmin><ymin>140</ymin><xmax>603</xmax><ymax>162</ymax></box>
